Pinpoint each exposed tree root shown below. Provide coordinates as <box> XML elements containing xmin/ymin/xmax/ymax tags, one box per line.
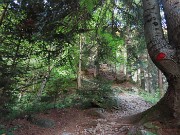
<box><xmin>116</xmin><ymin>85</ymin><xmax>179</xmax><ymax>128</ymax></box>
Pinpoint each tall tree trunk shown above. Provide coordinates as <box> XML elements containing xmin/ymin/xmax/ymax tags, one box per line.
<box><xmin>126</xmin><ymin>46</ymin><xmax>131</xmax><ymax>81</ymax></box>
<box><xmin>37</xmin><ymin>74</ymin><xmax>48</xmax><ymax>98</ymax></box>
<box><xmin>140</xmin><ymin>0</ymin><xmax>180</xmax><ymax>125</ymax></box>
<box><xmin>77</xmin><ymin>34</ymin><xmax>83</xmax><ymax>89</ymax></box>
<box><xmin>37</xmin><ymin>45</ymin><xmax>54</xmax><ymax>99</ymax></box>
<box><xmin>140</xmin><ymin>68</ymin><xmax>145</xmax><ymax>90</ymax></box>
<box><xmin>94</xmin><ymin>37</ymin><xmax>100</xmax><ymax>78</ymax></box>
<box><xmin>94</xmin><ymin>56</ymin><xmax>99</xmax><ymax>78</ymax></box>
<box><xmin>114</xmin><ymin>52</ymin><xmax>117</xmax><ymax>79</ymax></box>
<box><xmin>136</xmin><ymin>68</ymin><xmax>140</xmax><ymax>86</ymax></box>
<box><xmin>121</xmin><ymin>47</ymin><xmax>127</xmax><ymax>75</ymax></box>
<box><xmin>37</xmin><ymin>66</ymin><xmax>54</xmax><ymax>99</ymax></box>
<box><xmin>125</xmin><ymin>27</ymin><xmax>132</xmax><ymax>81</ymax></box>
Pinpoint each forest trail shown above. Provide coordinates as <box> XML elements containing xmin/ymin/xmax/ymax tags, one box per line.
<box><xmin>5</xmin><ymin>92</ymin><xmax>179</xmax><ymax>135</ymax></box>
<box><xmin>9</xmin><ymin>93</ymin><xmax>147</xmax><ymax>135</ymax></box>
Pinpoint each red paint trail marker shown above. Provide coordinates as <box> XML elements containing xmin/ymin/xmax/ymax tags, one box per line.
<box><xmin>156</xmin><ymin>52</ymin><xmax>166</xmax><ymax>61</ymax></box>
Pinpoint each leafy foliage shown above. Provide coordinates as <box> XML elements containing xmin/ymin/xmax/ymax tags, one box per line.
<box><xmin>0</xmin><ymin>0</ymin><xmax>162</xmax><ymax>121</ymax></box>
<box><xmin>139</xmin><ymin>91</ymin><xmax>161</xmax><ymax>104</ymax></box>
<box><xmin>77</xmin><ymin>79</ymin><xmax>117</xmax><ymax>109</ymax></box>
<box><xmin>80</xmin><ymin>0</ymin><xmax>99</xmax><ymax>12</ymax></box>
<box><xmin>0</xmin><ymin>124</ymin><xmax>14</xmax><ymax>135</ymax></box>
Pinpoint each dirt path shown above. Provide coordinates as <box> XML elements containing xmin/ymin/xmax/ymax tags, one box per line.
<box><xmin>7</xmin><ymin>93</ymin><xmax>149</xmax><ymax>135</ymax></box>
<box><xmin>67</xmin><ymin>93</ymin><xmax>152</xmax><ymax>135</ymax></box>
<box><xmin>4</xmin><ymin>93</ymin><xmax>180</xmax><ymax>135</ymax></box>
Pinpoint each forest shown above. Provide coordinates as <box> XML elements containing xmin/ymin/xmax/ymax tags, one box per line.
<box><xmin>0</xmin><ymin>0</ymin><xmax>180</xmax><ymax>135</ymax></box>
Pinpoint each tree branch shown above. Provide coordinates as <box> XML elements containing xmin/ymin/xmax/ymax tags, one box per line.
<box><xmin>0</xmin><ymin>2</ymin><xmax>9</xmax><ymax>26</ymax></box>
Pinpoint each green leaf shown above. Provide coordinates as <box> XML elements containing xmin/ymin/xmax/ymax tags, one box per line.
<box><xmin>80</xmin><ymin>0</ymin><xmax>98</xmax><ymax>12</ymax></box>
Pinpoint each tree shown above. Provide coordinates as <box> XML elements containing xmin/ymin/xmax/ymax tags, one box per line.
<box><xmin>0</xmin><ymin>2</ymin><xmax>9</xmax><ymax>26</ymax></box>
<box><xmin>136</xmin><ymin>0</ymin><xmax>180</xmax><ymax>126</ymax></box>
<box><xmin>0</xmin><ymin>0</ymin><xmax>96</xmax><ymax>108</ymax></box>
<box><xmin>77</xmin><ymin>34</ymin><xmax>83</xmax><ymax>89</ymax></box>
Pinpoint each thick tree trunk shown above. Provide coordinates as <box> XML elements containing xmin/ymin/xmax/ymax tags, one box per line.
<box><xmin>140</xmin><ymin>0</ymin><xmax>180</xmax><ymax>126</ymax></box>
<box><xmin>161</xmin><ymin>0</ymin><xmax>180</xmax><ymax>124</ymax></box>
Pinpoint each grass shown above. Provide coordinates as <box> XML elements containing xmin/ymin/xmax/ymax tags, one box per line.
<box><xmin>139</xmin><ymin>91</ymin><xmax>161</xmax><ymax>104</ymax></box>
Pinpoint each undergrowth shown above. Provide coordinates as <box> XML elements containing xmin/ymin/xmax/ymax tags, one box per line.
<box><xmin>5</xmin><ymin>93</ymin><xmax>78</xmax><ymax>120</ymax></box>
<box><xmin>139</xmin><ymin>91</ymin><xmax>161</xmax><ymax>104</ymax></box>
<box><xmin>2</xmin><ymin>77</ymin><xmax>118</xmax><ymax>120</ymax></box>
<box><xmin>0</xmin><ymin>124</ymin><xmax>18</xmax><ymax>135</ymax></box>
<box><xmin>77</xmin><ymin>78</ymin><xmax>117</xmax><ymax>109</ymax></box>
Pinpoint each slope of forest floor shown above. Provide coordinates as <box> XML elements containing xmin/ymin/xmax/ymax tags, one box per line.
<box><xmin>2</xmin><ymin>88</ymin><xmax>180</xmax><ymax>135</ymax></box>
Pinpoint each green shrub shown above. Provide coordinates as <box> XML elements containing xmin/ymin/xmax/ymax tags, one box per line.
<box><xmin>77</xmin><ymin>79</ymin><xmax>117</xmax><ymax>109</ymax></box>
<box><xmin>139</xmin><ymin>91</ymin><xmax>161</xmax><ymax>104</ymax></box>
<box><xmin>0</xmin><ymin>124</ymin><xmax>18</xmax><ymax>135</ymax></box>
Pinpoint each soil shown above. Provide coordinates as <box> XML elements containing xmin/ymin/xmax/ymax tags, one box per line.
<box><xmin>2</xmin><ymin>92</ymin><xmax>180</xmax><ymax>135</ymax></box>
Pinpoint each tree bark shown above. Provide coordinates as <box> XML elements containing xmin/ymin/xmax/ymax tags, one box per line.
<box><xmin>37</xmin><ymin>66</ymin><xmax>54</xmax><ymax>99</ymax></box>
<box><xmin>94</xmin><ymin>58</ymin><xmax>99</xmax><ymax>78</ymax></box>
<box><xmin>77</xmin><ymin>34</ymin><xmax>83</xmax><ymax>89</ymax></box>
<box><xmin>161</xmin><ymin>0</ymin><xmax>180</xmax><ymax>124</ymax></box>
<box><xmin>141</xmin><ymin>0</ymin><xmax>180</xmax><ymax>126</ymax></box>
<box><xmin>140</xmin><ymin>68</ymin><xmax>145</xmax><ymax>90</ymax></box>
